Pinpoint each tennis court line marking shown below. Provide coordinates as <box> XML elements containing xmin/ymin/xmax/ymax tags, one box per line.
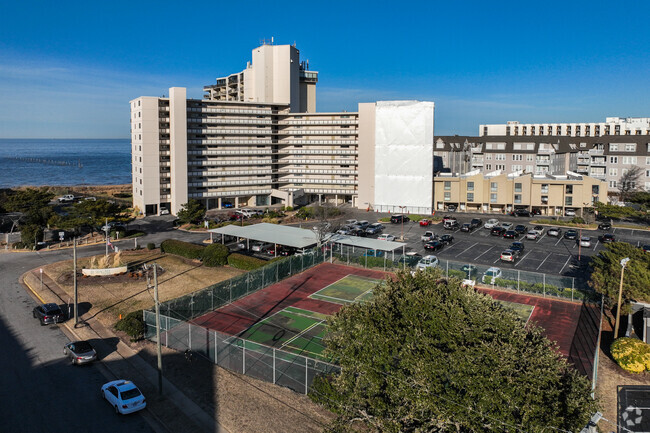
<box><xmin>355</xmin><ymin>287</ymin><xmax>375</xmax><ymax>302</ymax></box>
<box><xmin>280</xmin><ymin>320</ymin><xmax>325</xmax><ymax>351</ymax></box>
<box><xmin>311</xmin><ymin>293</ymin><xmax>352</xmax><ymax>304</ymax></box>
<box><xmin>525</xmin><ymin>305</ymin><xmax>536</xmax><ymax>324</ymax></box>
<box><xmin>283</xmin><ymin>307</ymin><xmax>329</xmax><ymax>321</ymax></box>
<box><xmin>316</xmin><ymin>274</ymin><xmax>382</xmax><ymax>294</ymax></box>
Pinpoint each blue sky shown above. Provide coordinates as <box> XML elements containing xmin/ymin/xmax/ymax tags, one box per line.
<box><xmin>0</xmin><ymin>0</ymin><xmax>648</xmax><ymax>138</ymax></box>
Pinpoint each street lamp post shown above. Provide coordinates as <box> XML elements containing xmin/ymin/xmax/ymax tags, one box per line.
<box><xmin>398</xmin><ymin>206</ymin><xmax>407</xmax><ymax>241</ymax></box>
<box><xmin>614</xmin><ymin>257</ymin><xmax>630</xmax><ymax>339</ymax></box>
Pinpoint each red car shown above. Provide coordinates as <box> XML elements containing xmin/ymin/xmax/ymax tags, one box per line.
<box><xmin>419</xmin><ymin>219</ymin><xmax>432</xmax><ymax>227</ymax></box>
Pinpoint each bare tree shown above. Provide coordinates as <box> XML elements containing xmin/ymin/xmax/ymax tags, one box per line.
<box><xmin>311</xmin><ymin>204</ymin><xmax>342</xmax><ymax>247</ymax></box>
<box><xmin>618</xmin><ymin>165</ymin><xmax>643</xmax><ymax>203</ymax></box>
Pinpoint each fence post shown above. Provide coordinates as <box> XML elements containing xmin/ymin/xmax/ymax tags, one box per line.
<box><xmin>247</xmin><ymin>273</ymin><xmax>249</xmax><ymax>294</ymax></box>
<box><xmin>330</xmin><ymin>245</ymin><xmax>333</xmax><ymax>263</ymax></box>
<box><xmin>289</xmin><ymin>255</ymin><xmax>292</xmax><ymax>275</ymax></box>
<box><xmin>273</xmin><ymin>348</ymin><xmax>276</xmax><ymax>384</ymax></box>
<box><xmin>243</xmin><ymin>343</ymin><xmax>246</xmax><ymax>374</ymax></box>
<box><xmin>543</xmin><ymin>274</ymin><xmax>546</xmax><ymax>297</ymax></box>
<box><xmin>365</xmin><ymin>253</ymin><xmax>367</xmax><ymax>268</ymax></box>
<box><xmin>383</xmin><ymin>255</ymin><xmax>386</xmax><ymax>271</ymax></box>
<box><xmin>446</xmin><ymin>260</ymin><xmax>449</xmax><ymax>278</ymax></box>
<box><xmin>188</xmin><ymin>323</ymin><xmax>192</xmax><ymax>351</ymax></box>
<box><xmin>572</xmin><ymin>278</ymin><xmax>574</xmax><ymax>301</ymax></box>
<box><xmin>347</xmin><ymin>247</ymin><xmax>349</xmax><ymax>265</ymax></box>
<box><xmin>214</xmin><ymin>331</ymin><xmax>218</xmax><ymax>365</ymax></box>
<box><xmin>305</xmin><ymin>356</ymin><xmax>308</xmax><ymax>395</ymax></box>
<box><xmin>230</xmin><ymin>280</ymin><xmax>232</xmax><ymax>303</ymax></box>
<box><xmin>165</xmin><ymin>316</ymin><xmax>168</xmax><ymax>347</ymax></box>
<box><xmin>211</xmin><ymin>289</ymin><xmax>214</xmax><ymax>311</ymax></box>
<box><xmin>517</xmin><ymin>271</ymin><xmax>520</xmax><ymax>292</ymax></box>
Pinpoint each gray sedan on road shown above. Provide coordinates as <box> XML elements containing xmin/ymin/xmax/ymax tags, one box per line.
<box><xmin>63</xmin><ymin>341</ymin><xmax>97</xmax><ymax>365</ymax></box>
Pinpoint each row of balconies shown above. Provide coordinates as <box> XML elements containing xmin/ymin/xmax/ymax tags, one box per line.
<box><xmin>188</xmin><ymin>179</ymin><xmax>273</xmax><ymax>188</ymax></box>
<box><xmin>277</xmin><ymin>168</ymin><xmax>357</xmax><ymax>175</ymax></box>
<box><xmin>187</xmin><ymin>107</ymin><xmax>275</xmax><ymax>115</ymax></box>
<box><xmin>188</xmin><ymin>169</ymin><xmax>273</xmax><ymax>177</ymax></box>
<box><xmin>278</xmin><ymin>177</ymin><xmax>357</xmax><ymax>185</ymax></box>
<box><xmin>277</xmin><ymin>149</ymin><xmax>357</xmax><ymax>155</ymax></box>
<box><xmin>188</xmin><ymin>149</ymin><xmax>273</xmax><ymax>156</ymax></box>
<box><xmin>278</xmin><ymin>119</ymin><xmax>358</xmax><ymax>126</ymax></box>
<box><xmin>188</xmin><ymin>139</ymin><xmax>273</xmax><ymax>145</ymax></box>
<box><xmin>189</xmin><ymin>188</ymin><xmax>272</xmax><ymax>199</ymax></box>
<box><xmin>188</xmin><ymin>128</ymin><xmax>272</xmax><ymax>135</ymax></box>
<box><xmin>280</xmin><ymin>139</ymin><xmax>357</xmax><ymax>145</ymax></box>
<box><xmin>187</xmin><ymin>117</ymin><xmax>273</xmax><ymax>125</ymax></box>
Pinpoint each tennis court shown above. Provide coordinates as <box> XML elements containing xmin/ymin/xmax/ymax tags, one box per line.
<box><xmin>497</xmin><ymin>300</ymin><xmax>535</xmax><ymax>322</ymax></box>
<box><xmin>310</xmin><ymin>274</ymin><xmax>383</xmax><ymax>304</ymax></box>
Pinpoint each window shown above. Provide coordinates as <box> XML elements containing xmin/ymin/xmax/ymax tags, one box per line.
<box><xmin>514</xmin><ymin>183</ymin><xmax>522</xmax><ymax>192</ymax></box>
<box><xmin>541</xmin><ymin>195</ymin><xmax>548</xmax><ymax>203</ymax></box>
<box><xmin>622</xmin><ymin>156</ymin><xmax>637</xmax><ymax>164</ymax></box>
<box><xmin>610</xmin><ymin>143</ymin><xmax>618</xmax><ymax>151</ymax></box>
<box><xmin>592</xmin><ymin>185</ymin><xmax>599</xmax><ymax>195</ymax></box>
<box><xmin>444</xmin><ymin>181</ymin><xmax>451</xmax><ymax>190</ymax></box>
<box><xmin>467</xmin><ymin>181</ymin><xmax>474</xmax><ymax>191</ymax></box>
<box><xmin>485</xmin><ymin>164</ymin><xmax>492</xmax><ymax>170</ymax></box>
<box><xmin>525</xmin><ymin>165</ymin><xmax>533</xmax><ymax>172</ymax></box>
<box><xmin>565</xmin><ymin>185</ymin><xmax>573</xmax><ymax>194</ymax></box>
<box><xmin>647</xmin><ymin>157</ymin><xmax>650</xmax><ymax>165</ymax></box>
<box><xmin>513</xmin><ymin>143</ymin><xmax>522</xmax><ymax>150</ymax></box>
<box><xmin>495</xmin><ymin>153</ymin><xmax>506</xmax><ymax>161</ymax></box>
<box><xmin>512</xmin><ymin>154</ymin><xmax>522</xmax><ymax>161</ymax></box>
<box><xmin>625</xmin><ymin>143</ymin><xmax>636</xmax><ymax>151</ymax></box>
<box><xmin>467</xmin><ymin>193</ymin><xmax>474</xmax><ymax>202</ymax></box>
<box><xmin>490</xmin><ymin>193</ymin><xmax>497</xmax><ymax>203</ymax></box>
<box><xmin>444</xmin><ymin>192</ymin><xmax>451</xmax><ymax>201</ymax></box>
<box><xmin>609</xmin><ymin>168</ymin><xmax>618</xmax><ymax>177</ymax></box>
<box><xmin>646</xmin><ymin>182</ymin><xmax>650</xmax><ymax>191</ymax></box>
<box><xmin>490</xmin><ymin>182</ymin><xmax>498</xmax><ymax>192</ymax></box>
<box><xmin>496</xmin><ymin>164</ymin><xmax>505</xmax><ymax>170</ymax></box>
<box><xmin>541</xmin><ymin>184</ymin><xmax>549</xmax><ymax>193</ymax></box>
<box><xmin>609</xmin><ymin>180</ymin><xmax>618</xmax><ymax>188</ymax></box>
<box><xmin>512</xmin><ymin>165</ymin><xmax>522</xmax><ymax>171</ymax></box>
<box><xmin>647</xmin><ymin>170</ymin><xmax>650</xmax><ymax>178</ymax></box>
<box><xmin>565</xmin><ymin>196</ymin><xmax>573</xmax><ymax>206</ymax></box>
<box><xmin>485</xmin><ymin>154</ymin><xmax>492</xmax><ymax>160</ymax></box>
<box><xmin>526</xmin><ymin>154</ymin><xmax>534</xmax><ymax>161</ymax></box>
<box><xmin>514</xmin><ymin>194</ymin><xmax>522</xmax><ymax>204</ymax></box>
<box><xmin>610</xmin><ymin>156</ymin><xmax>618</xmax><ymax>164</ymax></box>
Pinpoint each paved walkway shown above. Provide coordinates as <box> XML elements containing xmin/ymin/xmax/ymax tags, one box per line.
<box><xmin>21</xmin><ymin>268</ymin><xmax>228</xmax><ymax>433</ymax></box>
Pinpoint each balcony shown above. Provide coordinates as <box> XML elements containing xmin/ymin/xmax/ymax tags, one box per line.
<box><xmin>188</xmin><ymin>179</ymin><xmax>273</xmax><ymax>188</ymax></box>
<box><xmin>535</xmin><ymin>158</ymin><xmax>551</xmax><ymax>165</ymax></box>
<box><xmin>278</xmin><ymin>149</ymin><xmax>358</xmax><ymax>155</ymax></box>
<box><xmin>189</xmin><ymin>188</ymin><xmax>272</xmax><ymax>199</ymax></box>
<box><xmin>591</xmin><ymin>158</ymin><xmax>606</xmax><ymax>166</ymax></box>
<box><xmin>278</xmin><ymin>177</ymin><xmax>357</xmax><ymax>185</ymax></box>
<box><xmin>188</xmin><ymin>149</ymin><xmax>273</xmax><ymax>156</ymax></box>
<box><xmin>189</xmin><ymin>169</ymin><xmax>273</xmax><ymax>177</ymax></box>
<box><xmin>278</xmin><ymin>119</ymin><xmax>358</xmax><ymax>126</ymax></box>
<box><xmin>280</xmin><ymin>158</ymin><xmax>358</xmax><ymax>165</ymax></box>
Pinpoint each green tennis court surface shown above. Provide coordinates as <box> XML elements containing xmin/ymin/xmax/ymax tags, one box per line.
<box><xmin>310</xmin><ymin>274</ymin><xmax>383</xmax><ymax>304</ymax></box>
<box><xmin>497</xmin><ymin>300</ymin><xmax>535</xmax><ymax>322</ymax></box>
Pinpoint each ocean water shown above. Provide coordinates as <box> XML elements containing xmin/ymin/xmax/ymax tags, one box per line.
<box><xmin>0</xmin><ymin>139</ymin><xmax>131</xmax><ymax>188</ymax></box>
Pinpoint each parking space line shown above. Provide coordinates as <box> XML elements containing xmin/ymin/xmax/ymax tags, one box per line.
<box><xmin>593</xmin><ymin>240</ymin><xmax>599</xmax><ymax>250</ymax></box>
<box><xmin>456</xmin><ymin>242</ymin><xmax>478</xmax><ymax>257</ymax></box>
<box><xmin>493</xmin><ymin>256</ymin><xmax>501</xmax><ymax>264</ymax></box>
<box><xmin>536</xmin><ymin>234</ymin><xmax>546</xmax><ymax>243</ymax></box>
<box><xmin>514</xmin><ymin>250</ymin><xmax>532</xmax><ymax>267</ymax></box>
<box><xmin>554</xmin><ymin>237</ymin><xmax>562</xmax><ymax>246</ymax></box>
<box><xmin>473</xmin><ymin>246</ymin><xmax>493</xmax><ymax>261</ymax></box>
<box><xmin>536</xmin><ymin>252</ymin><xmax>552</xmax><ymax>270</ymax></box>
<box><xmin>559</xmin><ymin>255</ymin><xmax>573</xmax><ymax>274</ymax></box>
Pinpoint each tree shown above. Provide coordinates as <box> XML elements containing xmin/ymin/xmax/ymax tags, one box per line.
<box><xmin>52</xmin><ymin>199</ymin><xmax>124</xmax><ymax>234</ymax></box>
<box><xmin>589</xmin><ymin>242</ymin><xmax>650</xmax><ymax>314</ymax></box>
<box><xmin>176</xmin><ymin>199</ymin><xmax>205</xmax><ymax>224</ymax></box>
<box><xmin>20</xmin><ymin>224</ymin><xmax>44</xmax><ymax>248</ymax></box>
<box><xmin>3</xmin><ymin>188</ymin><xmax>55</xmax><ymax>227</ymax></box>
<box><xmin>618</xmin><ymin>165</ymin><xmax>643</xmax><ymax>203</ymax></box>
<box><xmin>311</xmin><ymin>204</ymin><xmax>342</xmax><ymax>246</ymax></box>
<box><xmin>314</xmin><ymin>269</ymin><xmax>598</xmax><ymax>433</ymax></box>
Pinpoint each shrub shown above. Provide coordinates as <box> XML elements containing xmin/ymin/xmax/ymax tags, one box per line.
<box><xmin>570</xmin><ymin>217</ymin><xmax>586</xmax><ymax>224</ymax></box>
<box><xmin>115</xmin><ymin>310</ymin><xmax>145</xmax><ymax>341</ymax></box>
<box><xmin>378</xmin><ymin>217</ymin><xmax>391</xmax><ymax>223</ymax></box>
<box><xmin>227</xmin><ymin>253</ymin><xmax>267</xmax><ymax>270</ymax></box>
<box><xmin>146</xmin><ymin>242</ymin><xmax>155</xmax><ymax>250</ymax></box>
<box><xmin>114</xmin><ymin>192</ymin><xmax>132</xmax><ymax>198</ymax></box>
<box><xmin>109</xmin><ymin>228</ymin><xmax>126</xmax><ymax>239</ymax></box>
<box><xmin>448</xmin><ymin>269</ymin><xmax>467</xmax><ymax>280</ymax></box>
<box><xmin>283</xmin><ymin>206</ymin><xmax>294</xmax><ymax>212</ymax></box>
<box><xmin>408</xmin><ymin>214</ymin><xmax>426</xmax><ymax>222</ymax></box>
<box><xmin>202</xmin><ymin>243</ymin><xmax>229</xmax><ymax>267</ymax></box>
<box><xmin>611</xmin><ymin>337</ymin><xmax>650</xmax><ymax>373</ymax></box>
<box><xmin>20</xmin><ymin>224</ymin><xmax>44</xmax><ymax>247</ymax></box>
<box><xmin>160</xmin><ymin>239</ymin><xmax>204</xmax><ymax>260</ymax></box>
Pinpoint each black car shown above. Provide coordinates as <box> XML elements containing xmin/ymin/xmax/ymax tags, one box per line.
<box><xmin>491</xmin><ymin>226</ymin><xmax>507</xmax><ymax>236</ymax></box>
<box><xmin>503</xmin><ymin>230</ymin><xmax>519</xmax><ymax>239</ymax></box>
<box><xmin>390</xmin><ymin>214</ymin><xmax>410</xmax><ymax>224</ymax></box>
<box><xmin>447</xmin><ymin>204</ymin><xmax>457</xmax><ymax>212</ymax></box>
<box><xmin>424</xmin><ymin>240</ymin><xmax>444</xmax><ymax>251</ymax></box>
<box><xmin>510</xmin><ymin>242</ymin><xmax>525</xmax><ymax>253</ymax></box>
<box><xmin>643</xmin><ymin>245</ymin><xmax>650</xmax><ymax>253</ymax></box>
<box><xmin>598</xmin><ymin>222</ymin><xmax>612</xmax><ymax>231</ymax></box>
<box><xmin>564</xmin><ymin>229</ymin><xmax>579</xmax><ymax>240</ymax></box>
<box><xmin>470</xmin><ymin>218</ymin><xmax>482</xmax><ymax>228</ymax></box>
<box><xmin>365</xmin><ymin>223</ymin><xmax>384</xmax><ymax>235</ymax></box>
<box><xmin>514</xmin><ymin>224</ymin><xmax>528</xmax><ymax>234</ymax></box>
<box><xmin>33</xmin><ymin>303</ymin><xmax>65</xmax><ymax>325</ymax></box>
<box><xmin>514</xmin><ymin>209</ymin><xmax>531</xmax><ymax>217</ymax></box>
<box><xmin>599</xmin><ymin>233</ymin><xmax>615</xmax><ymax>243</ymax></box>
<box><xmin>444</xmin><ymin>221</ymin><xmax>459</xmax><ymax>230</ymax></box>
<box><xmin>440</xmin><ymin>234</ymin><xmax>454</xmax><ymax>245</ymax></box>
<box><xmin>460</xmin><ymin>223</ymin><xmax>473</xmax><ymax>232</ymax></box>
<box><xmin>349</xmin><ymin>228</ymin><xmax>367</xmax><ymax>237</ymax></box>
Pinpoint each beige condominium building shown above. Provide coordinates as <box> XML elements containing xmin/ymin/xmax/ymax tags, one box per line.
<box><xmin>434</xmin><ymin>170</ymin><xmax>607</xmax><ymax>216</ymax></box>
<box><xmin>479</xmin><ymin>117</ymin><xmax>650</xmax><ymax>137</ymax></box>
<box><xmin>131</xmin><ymin>43</ymin><xmax>435</xmax><ymax>216</ymax></box>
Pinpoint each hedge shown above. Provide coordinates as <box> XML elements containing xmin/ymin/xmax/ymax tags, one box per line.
<box><xmin>160</xmin><ymin>239</ymin><xmax>204</xmax><ymax>260</ymax></box>
<box><xmin>611</xmin><ymin>337</ymin><xmax>650</xmax><ymax>373</ymax></box>
<box><xmin>202</xmin><ymin>243</ymin><xmax>229</xmax><ymax>267</ymax></box>
<box><xmin>115</xmin><ymin>310</ymin><xmax>145</xmax><ymax>341</ymax></box>
<box><xmin>227</xmin><ymin>253</ymin><xmax>267</xmax><ymax>270</ymax></box>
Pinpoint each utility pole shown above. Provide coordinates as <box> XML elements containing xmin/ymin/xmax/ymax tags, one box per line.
<box><xmin>73</xmin><ymin>237</ymin><xmax>78</xmax><ymax>326</ymax></box>
<box><xmin>105</xmin><ymin>217</ymin><xmax>109</xmax><ymax>257</ymax></box>
<box><xmin>154</xmin><ymin>264</ymin><xmax>163</xmax><ymax>395</ymax></box>
<box><xmin>579</xmin><ymin>412</ymin><xmax>602</xmax><ymax>433</ymax></box>
<box><xmin>614</xmin><ymin>257</ymin><xmax>630</xmax><ymax>339</ymax></box>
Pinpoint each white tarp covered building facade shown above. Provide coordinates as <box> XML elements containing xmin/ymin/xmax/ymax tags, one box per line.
<box><xmin>357</xmin><ymin>101</ymin><xmax>435</xmax><ymax>214</ymax></box>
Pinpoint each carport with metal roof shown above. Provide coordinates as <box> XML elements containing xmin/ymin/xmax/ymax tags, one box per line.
<box><xmin>327</xmin><ymin>233</ymin><xmax>407</xmax><ymax>259</ymax></box>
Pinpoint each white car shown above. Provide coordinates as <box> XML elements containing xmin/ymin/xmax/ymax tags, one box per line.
<box><xmin>101</xmin><ymin>380</ymin><xmax>146</xmax><ymax>414</ymax></box>
<box><xmin>526</xmin><ymin>230</ymin><xmax>539</xmax><ymax>240</ymax></box>
<box><xmin>57</xmin><ymin>194</ymin><xmax>75</xmax><ymax>203</ymax></box>
<box><xmin>481</xmin><ymin>267</ymin><xmax>503</xmax><ymax>284</ymax></box>
<box><xmin>251</xmin><ymin>241</ymin><xmax>272</xmax><ymax>252</ymax></box>
<box><xmin>345</xmin><ymin>219</ymin><xmax>358</xmax><ymax>226</ymax></box>
<box><xmin>377</xmin><ymin>234</ymin><xmax>396</xmax><ymax>242</ymax></box>
<box><xmin>579</xmin><ymin>236</ymin><xmax>591</xmax><ymax>248</ymax></box>
<box><xmin>160</xmin><ymin>208</ymin><xmax>170</xmax><ymax>215</ymax></box>
<box><xmin>565</xmin><ymin>209</ymin><xmax>576</xmax><ymax>216</ymax></box>
<box><xmin>416</xmin><ymin>255</ymin><xmax>439</xmax><ymax>270</ymax></box>
<box><xmin>421</xmin><ymin>231</ymin><xmax>436</xmax><ymax>242</ymax></box>
<box><xmin>501</xmin><ymin>222</ymin><xmax>514</xmax><ymax>230</ymax></box>
<box><xmin>484</xmin><ymin>219</ymin><xmax>500</xmax><ymax>229</ymax></box>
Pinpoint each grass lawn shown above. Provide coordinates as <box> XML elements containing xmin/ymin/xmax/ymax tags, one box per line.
<box><xmin>43</xmin><ymin>250</ymin><xmax>244</xmax><ymax>329</ymax></box>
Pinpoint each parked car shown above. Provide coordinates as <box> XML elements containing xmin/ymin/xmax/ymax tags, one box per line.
<box><xmin>509</xmin><ymin>242</ymin><xmax>525</xmax><ymax>253</ymax></box>
<box><xmin>424</xmin><ymin>240</ymin><xmax>444</xmax><ymax>251</ymax></box>
<box><xmin>579</xmin><ymin>236</ymin><xmax>592</xmax><ymax>248</ymax></box>
<box><xmin>461</xmin><ymin>264</ymin><xmax>479</xmax><ymax>279</ymax></box>
<box><xmin>526</xmin><ymin>230</ymin><xmax>539</xmax><ymax>240</ymax></box>
<box><xmin>57</xmin><ymin>194</ymin><xmax>75</xmax><ymax>203</ymax></box>
<box><xmin>362</xmin><ymin>249</ymin><xmax>384</xmax><ymax>257</ymax></box>
<box><xmin>337</xmin><ymin>225</ymin><xmax>354</xmax><ymax>235</ymax></box>
<box><xmin>365</xmin><ymin>223</ymin><xmax>384</xmax><ymax>235</ymax></box>
<box><xmin>439</xmin><ymin>234</ymin><xmax>454</xmax><ymax>245</ymax></box>
<box><xmin>160</xmin><ymin>208</ymin><xmax>170</xmax><ymax>215</ymax></box>
<box><xmin>531</xmin><ymin>226</ymin><xmax>544</xmax><ymax>236</ymax></box>
<box><xmin>599</xmin><ymin>233</ymin><xmax>615</xmax><ymax>243</ymax></box>
<box><xmin>355</xmin><ymin>220</ymin><xmax>369</xmax><ymax>229</ymax></box>
<box><xmin>514</xmin><ymin>224</ymin><xmax>528</xmax><ymax>234</ymax></box>
<box><xmin>349</xmin><ymin>228</ymin><xmax>368</xmax><ymax>237</ymax></box>
<box><xmin>443</xmin><ymin>220</ymin><xmax>459</xmax><ymax>230</ymax></box>
<box><xmin>598</xmin><ymin>222</ymin><xmax>612</xmax><ymax>231</ymax></box>
<box><xmin>421</xmin><ymin>231</ymin><xmax>436</xmax><ymax>242</ymax></box>
<box><xmin>501</xmin><ymin>222</ymin><xmax>514</xmax><ymax>230</ymax></box>
<box><xmin>267</xmin><ymin>245</ymin><xmax>296</xmax><ymax>256</ymax></box>
<box><xmin>500</xmin><ymin>249</ymin><xmax>519</xmax><ymax>262</ymax></box>
<box><xmin>419</xmin><ymin>219</ymin><xmax>432</xmax><ymax>227</ymax></box>
<box><xmin>643</xmin><ymin>245</ymin><xmax>650</xmax><ymax>253</ymax></box>
<box><xmin>491</xmin><ymin>226</ymin><xmax>507</xmax><ymax>236</ymax></box>
<box><xmin>503</xmin><ymin>230</ymin><xmax>519</xmax><ymax>239</ymax></box>
<box><xmin>416</xmin><ymin>255</ymin><xmax>439</xmax><ymax>270</ymax></box>
<box><xmin>32</xmin><ymin>303</ymin><xmax>65</xmax><ymax>325</ymax></box>
<box><xmin>441</xmin><ymin>215</ymin><xmax>457</xmax><ymax>223</ymax></box>
<box><xmin>482</xmin><ymin>267</ymin><xmax>503</xmax><ymax>284</ymax></box>
<box><xmin>63</xmin><ymin>341</ymin><xmax>97</xmax><ymax>365</ymax></box>
<box><xmin>565</xmin><ymin>209</ymin><xmax>576</xmax><ymax>216</ymax></box>
<box><xmin>514</xmin><ymin>209</ymin><xmax>531</xmax><ymax>217</ymax></box>
<box><xmin>460</xmin><ymin>223</ymin><xmax>473</xmax><ymax>233</ymax></box>
<box><xmin>390</xmin><ymin>214</ymin><xmax>409</xmax><ymax>224</ymax></box>
<box><xmin>251</xmin><ymin>242</ymin><xmax>272</xmax><ymax>252</ymax></box>
<box><xmin>345</xmin><ymin>219</ymin><xmax>358</xmax><ymax>226</ymax></box>
<box><xmin>101</xmin><ymin>380</ymin><xmax>147</xmax><ymax>415</ymax></box>
<box><xmin>470</xmin><ymin>218</ymin><xmax>482</xmax><ymax>228</ymax></box>
<box><xmin>484</xmin><ymin>219</ymin><xmax>500</xmax><ymax>229</ymax></box>
<box><xmin>377</xmin><ymin>234</ymin><xmax>396</xmax><ymax>242</ymax></box>
<box><xmin>564</xmin><ymin>229</ymin><xmax>579</xmax><ymax>240</ymax></box>
<box><xmin>447</xmin><ymin>204</ymin><xmax>457</xmax><ymax>212</ymax></box>
<box><xmin>547</xmin><ymin>227</ymin><xmax>562</xmax><ymax>237</ymax></box>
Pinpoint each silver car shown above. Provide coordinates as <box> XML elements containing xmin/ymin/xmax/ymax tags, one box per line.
<box><xmin>63</xmin><ymin>341</ymin><xmax>97</xmax><ymax>365</ymax></box>
<box><xmin>251</xmin><ymin>241</ymin><xmax>272</xmax><ymax>252</ymax></box>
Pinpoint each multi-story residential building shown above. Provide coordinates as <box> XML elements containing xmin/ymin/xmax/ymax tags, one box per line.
<box><xmin>203</xmin><ymin>42</ymin><xmax>317</xmax><ymax>113</ymax></box>
<box><xmin>131</xmin><ymin>43</ymin><xmax>435</xmax><ymax>216</ymax></box>
<box><xmin>433</xmin><ymin>135</ymin><xmax>650</xmax><ymax>193</ymax></box>
<box><xmin>433</xmin><ymin>170</ymin><xmax>607</xmax><ymax>215</ymax></box>
<box><xmin>479</xmin><ymin>117</ymin><xmax>650</xmax><ymax>137</ymax></box>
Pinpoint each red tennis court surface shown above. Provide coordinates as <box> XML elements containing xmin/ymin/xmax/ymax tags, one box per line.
<box><xmin>192</xmin><ymin>263</ymin><xmax>598</xmax><ymax>376</ymax></box>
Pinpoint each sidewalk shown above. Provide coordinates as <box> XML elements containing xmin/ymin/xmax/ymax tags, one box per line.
<box><xmin>21</xmin><ymin>268</ymin><xmax>229</xmax><ymax>433</ymax></box>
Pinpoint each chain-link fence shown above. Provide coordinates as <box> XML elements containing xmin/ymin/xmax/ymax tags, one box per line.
<box><xmin>143</xmin><ymin>311</ymin><xmax>339</xmax><ymax>394</ymax></box>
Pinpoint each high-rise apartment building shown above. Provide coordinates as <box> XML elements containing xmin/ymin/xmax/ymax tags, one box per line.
<box><xmin>479</xmin><ymin>117</ymin><xmax>650</xmax><ymax>137</ymax></box>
